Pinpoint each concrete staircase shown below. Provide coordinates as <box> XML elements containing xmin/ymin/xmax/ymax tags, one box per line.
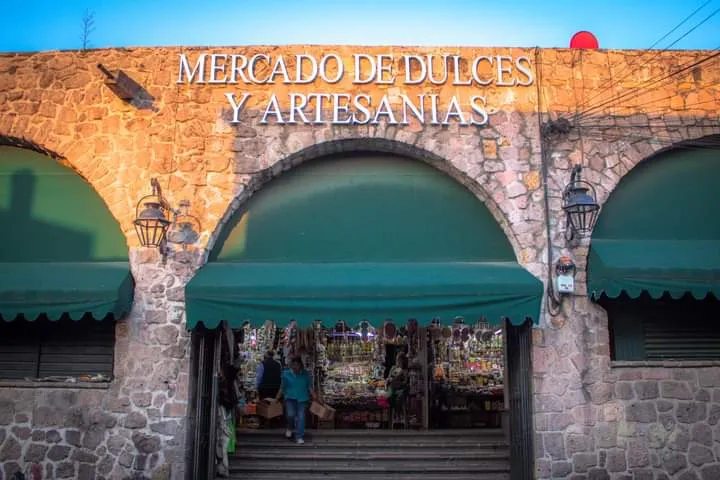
<box><xmin>224</xmin><ymin>429</ymin><xmax>511</xmax><ymax>480</ymax></box>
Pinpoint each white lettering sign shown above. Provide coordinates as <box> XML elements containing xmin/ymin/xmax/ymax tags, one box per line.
<box><xmin>177</xmin><ymin>52</ymin><xmax>535</xmax><ymax>127</ymax></box>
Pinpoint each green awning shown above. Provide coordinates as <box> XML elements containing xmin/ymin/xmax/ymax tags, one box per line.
<box><xmin>588</xmin><ymin>144</ymin><xmax>720</xmax><ymax>301</ymax></box>
<box><xmin>185</xmin><ymin>262</ymin><xmax>543</xmax><ymax>329</ymax></box>
<box><xmin>0</xmin><ymin>262</ymin><xmax>134</xmax><ymax>321</ymax></box>
<box><xmin>588</xmin><ymin>239</ymin><xmax>720</xmax><ymax>300</ymax></box>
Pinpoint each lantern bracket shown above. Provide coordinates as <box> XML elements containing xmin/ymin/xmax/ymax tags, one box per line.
<box><xmin>133</xmin><ymin>178</ymin><xmax>201</xmax><ymax>262</ymax></box>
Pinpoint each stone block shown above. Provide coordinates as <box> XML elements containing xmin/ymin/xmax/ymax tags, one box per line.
<box><xmin>155</xmin><ymin>325</ymin><xmax>180</xmax><ymax>345</ymax></box>
<box><xmin>82</xmin><ymin>424</ymin><xmax>107</xmax><ymax>449</ymax></box>
<box><xmin>662</xmin><ymin>451</ymin><xmax>688</xmax><ymax>475</ymax></box>
<box><xmin>551</xmin><ymin>461</ymin><xmax>572</xmax><ymax>477</ymax></box>
<box><xmin>0</xmin><ymin>400</ymin><xmax>14</xmax><ymax>425</ymax></box>
<box><xmin>132</xmin><ymin>432</ymin><xmax>162</xmax><ymax>454</ymax></box>
<box><xmin>71</xmin><ymin>448</ymin><xmax>98</xmax><ymax>464</ymax></box>
<box><xmin>677</xmin><ymin>402</ymin><xmax>708</xmax><ymax>423</ymax></box>
<box><xmin>567</xmin><ymin>434</ymin><xmax>593</xmax><ymax>455</ymax></box>
<box><xmin>678</xmin><ymin>470</ymin><xmax>701</xmax><ymax>480</ymax></box>
<box><xmin>98</xmin><ymin>454</ymin><xmax>114</xmax><ymax>475</ymax></box>
<box><xmin>47</xmin><ymin>445</ymin><xmax>71</xmax><ymax>461</ymax></box>
<box><xmin>132</xmin><ymin>392</ymin><xmax>153</xmax><ymax>408</ymax></box>
<box><xmin>545</xmin><ymin>432</ymin><xmax>566</xmax><ymax>460</ymax></box>
<box><xmin>692</xmin><ymin>423</ymin><xmax>713</xmax><ymax>446</ymax></box>
<box><xmin>150</xmin><ymin>420</ymin><xmax>179</xmax><ymax>436</ymax></box>
<box><xmin>595</xmin><ymin>423</ymin><xmax>618</xmax><ymax>448</ymax></box>
<box><xmin>588</xmin><ymin>383</ymin><xmax>613</xmax><ymax>404</ymax></box>
<box><xmin>710</xmin><ymin>404</ymin><xmax>720</xmax><ymax>426</ymax></box>
<box><xmin>696</xmin><ymin>389</ymin><xmax>711</xmax><ymax>402</ymax></box>
<box><xmin>701</xmin><ymin>464</ymin><xmax>720</xmax><ymax>480</ymax></box>
<box><xmin>669</xmin><ymin>429</ymin><xmax>690</xmax><ymax>452</ymax></box>
<box><xmin>660</xmin><ymin>413</ymin><xmax>676</xmax><ymax>431</ymax></box>
<box><xmin>625</xmin><ymin>402</ymin><xmax>657</xmax><ymax>423</ymax></box>
<box><xmin>586</xmin><ymin>468</ymin><xmax>610</xmax><ymax>480</ymax></box>
<box><xmin>698</xmin><ymin>368</ymin><xmax>720</xmax><ymax>388</ymax></box>
<box><xmin>10</xmin><ymin>426</ymin><xmax>30</xmax><ymax>440</ymax></box>
<box><xmin>689</xmin><ymin>444</ymin><xmax>714</xmax><ymax>467</ymax></box>
<box><xmin>0</xmin><ymin>428</ymin><xmax>5</xmax><ymax>446</ymax></box>
<box><xmin>573</xmin><ymin>452</ymin><xmax>598</xmax><ymax>473</ymax></box>
<box><xmin>65</xmin><ymin>429</ymin><xmax>82</xmax><ymax>447</ymax></box>
<box><xmin>657</xmin><ymin>399</ymin><xmax>675</xmax><ymax>413</ymax></box>
<box><xmin>77</xmin><ymin>464</ymin><xmax>95</xmax><ymax>480</ymax></box>
<box><xmin>661</xmin><ymin>381</ymin><xmax>693</xmax><ymax>400</ymax></box>
<box><xmin>615</xmin><ymin>382</ymin><xmax>634</xmax><ymax>400</ymax></box>
<box><xmin>631</xmin><ymin>471</ymin><xmax>653</xmax><ymax>480</ymax></box>
<box><xmin>634</xmin><ymin>381</ymin><xmax>659</xmax><ymax>400</ymax></box>
<box><xmin>124</xmin><ymin>411</ymin><xmax>148</xmax><ymax>429</ymax></box>
<box><xmin>605</xmin><ymin>450</ymin><xmax>626</xmax><ymax>472</ymax></box>
<box><xmin>626</xmin><ymin>440</ymin><xmax>650</xmax><ymax>468</ymax></box>
<box><xmin>56</xmin><ymin>461</ymin><xmax>76</xmax><ymax>479</ymax></box>
<box><xmin>23</xmin><ymin>443</ymin><xmax>48</xmax><ymax>463</ymax></box>
<box><xmin>0</xmin><ymin>437</ymin><xmax>20</xmax><ymax>462</ymax></box>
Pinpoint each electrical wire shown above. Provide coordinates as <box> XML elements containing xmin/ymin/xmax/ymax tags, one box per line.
<box><xmin>576</xmin><ymin>100</ymin><xmax>720</xmax><ymax>128</ymax></box>
<box><xmin>577</xmin><ymin>132</ymin><xmax>720</xmax><ymax>151</ymax></box>
<box><xmin>576</xmin><ymin>0</ymin><xmax>717</xmax><ymax>113</ymax></box>
<box><xmin>574</xmin><ymin>49</ymin><xmax>720</xmax><ymax>122</ymax></box>
<box><xmin>575</xmin><ymin>48</ymin><xmax>720</xmax><ymax>121</ymax></box>
<box><xmin>534</xmin><ymin>46</ymin><xmax>562</xmax><ymax>318</ymax></box>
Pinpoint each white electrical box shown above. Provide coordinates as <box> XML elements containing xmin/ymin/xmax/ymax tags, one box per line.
<box><xmin>556</xmin><ymin>274</ymin><xmax>575</xmax><ymax>294</ymax></box>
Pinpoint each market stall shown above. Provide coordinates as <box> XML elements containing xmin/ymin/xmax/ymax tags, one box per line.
<box><xmin>429</xmin><ymin>322</ymin><xmax>505</xmax><ymax>429</ymax></box>
<box><xmin>231</xmin><ymin>318</ymin><xmax>505</xmax><ymax>431</ymax></box>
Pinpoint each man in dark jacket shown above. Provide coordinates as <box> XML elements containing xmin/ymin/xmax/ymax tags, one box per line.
<box><xmin>256</xmin><ymin>351</ymin><xmax>282</xmax><ymax>400</ymax></box>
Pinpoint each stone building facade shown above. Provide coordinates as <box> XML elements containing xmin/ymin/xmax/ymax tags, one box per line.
<box><xmin>0</xmin><ymin>46</ymin><xmax>718</xmax><ymax>479</ymax></box>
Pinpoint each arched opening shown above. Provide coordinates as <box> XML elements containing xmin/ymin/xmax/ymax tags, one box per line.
<box><xmin>186</xmin><ymin>152</ymin><xmax>539</xmax><ymax>479</ymax></box>
<box><xmin>588</xmin><ymin>138</ymin><xmax>720</xmax><ymax>361</ymax></box>
<box><xmin>0</xmin><ymin>146</ymin><xmax>132</xmax><ymax>380</ymax></box>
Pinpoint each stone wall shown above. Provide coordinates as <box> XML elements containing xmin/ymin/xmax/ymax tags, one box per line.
<box><xmin>0</xmin><ymin>250</ymin><xmax>195</xmax><ymax>480</ymax></box>
<box><xmin>0</xmin><ymin>46</ymin><xmax>718</xmax><ymax>479</ymax></box>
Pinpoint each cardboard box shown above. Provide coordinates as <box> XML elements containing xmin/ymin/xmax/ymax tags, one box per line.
<box><xmin>309</xmin><ymin>401</ymin><xmax>336</xmax><ymax>421</ymax></box>
<box><xmin>256</xmin><ymin>399</ymin><xmax>283</xmax><ymax>419</ymax></box>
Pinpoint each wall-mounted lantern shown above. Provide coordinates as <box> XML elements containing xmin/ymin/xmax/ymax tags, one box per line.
<box><xmin>562</xmin><ymin>165</ymin><xmax>600</xmax><ymax>241</ymax></box>
<box><xmin>134</xmin><ymin>178</ymin><xmax>201</xmax><ymax>259</ymax></box>
<box><xmin>134</xmin><ymin>179</ymin><xmax>171</xmax><ymax>249</ymax></box>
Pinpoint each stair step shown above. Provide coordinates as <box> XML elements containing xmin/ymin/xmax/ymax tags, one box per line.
<box><xmin>230</xmin><ymin>459</ymin><xmax>510</xmax><ymax>473</ymax></box>
<box><xmin>221</xmin><ymin>473</ymin><xmax>511</xmax><ymax>480</ymax></box>
<box><xmin>237</xmin><ymin>428</ymin><xmax>505</xmax><ymax>437</ymax></box>
<box><xmin>231</xmin><ymin>451</ymin><xmax>509</xmax><ymax>460</ymax></box>
<box><xmin>236</xmin><ymin>439</ymin><xmax>507</xmax><ymax>448</ymax></box>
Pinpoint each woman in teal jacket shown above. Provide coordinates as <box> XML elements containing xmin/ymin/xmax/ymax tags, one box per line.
<box><xmin>275</xmin><ymin>356</ymin><xmax>316</xmax><ymax>444</ymax></box>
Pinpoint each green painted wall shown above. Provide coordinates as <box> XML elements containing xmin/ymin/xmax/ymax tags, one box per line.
<box><xmin>211</xmin><ymin>153</ymin><xmax>516</xmax><ymax>263</ymax></box>
<box><xmin>594</xmin><ymin>147</ymin><xmax>720</xmax><ymax>241</ymax></box>
<box><xmin>0</xmin><ymin>147</ymin><xmax>128</xmax><ymax>262</ymax></box>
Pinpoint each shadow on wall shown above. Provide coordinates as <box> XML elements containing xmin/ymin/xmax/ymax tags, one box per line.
<box><xmin>0</xmin><ymin>170</ymin><xmax>93</xmax><ymax>262</ymax></box>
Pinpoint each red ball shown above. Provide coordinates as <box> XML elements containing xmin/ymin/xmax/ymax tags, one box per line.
<box><xmin>570</xmin><ymin>31</ymin><xmax>599</xmax><ymax>49</ymax></box>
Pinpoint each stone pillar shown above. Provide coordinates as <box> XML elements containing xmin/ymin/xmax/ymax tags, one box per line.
<box><xmin>0</xmin><ymin>248</ymin><xmax>197</xmax><ymax>480</ymax></box>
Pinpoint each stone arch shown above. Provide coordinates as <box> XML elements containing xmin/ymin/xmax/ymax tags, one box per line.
<box><xmin>204</xmin><ymin>137</ymin><xmax>523</xmax><ymax>264</ymax></box>
<box><xmin>585</xmin><ymin>130</ymin><xmax>720</xmax><ymax>207</ymax></box>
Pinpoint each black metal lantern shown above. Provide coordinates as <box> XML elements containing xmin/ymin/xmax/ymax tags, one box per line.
<box><xmin>134</xmin><ymin>178</ymin><xmax>171</xmax><ymax>248</ymax></box>
<box><xmin>562</xmin><ymin>165</ymin><xmax>600</xmax><ymax>240</ymax></box>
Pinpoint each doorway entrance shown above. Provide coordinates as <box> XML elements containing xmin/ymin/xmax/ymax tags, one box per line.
<box><xmin>185</xmin><ymin>152</ymin><xmax>539</xmax><ymax>479</ymax></box>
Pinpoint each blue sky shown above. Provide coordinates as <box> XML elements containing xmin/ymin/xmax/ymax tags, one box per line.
<box><xmin>1</xmin><ymin>0</ymin><xmax>718</xmax><ymax>52</ymax></box>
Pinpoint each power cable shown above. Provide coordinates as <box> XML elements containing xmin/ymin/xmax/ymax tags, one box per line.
<box><xmin>575</xmin><ymin>2</ymin><xmax>720</xmax><ymax>115</ymax></box>
<box><xmin>576</xmin><ymin>99</ymin><xmax>720</xmax><ymax>127</ymax></box>
<box><xmin>574</xmin><ymin>49</ymin><xmax>720</xmax><ymax>122</ymax></box>
<box><xmin>578</xmin><ymin>132</ymin><xmax>720</xmax><ymax>151</ymax></box>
